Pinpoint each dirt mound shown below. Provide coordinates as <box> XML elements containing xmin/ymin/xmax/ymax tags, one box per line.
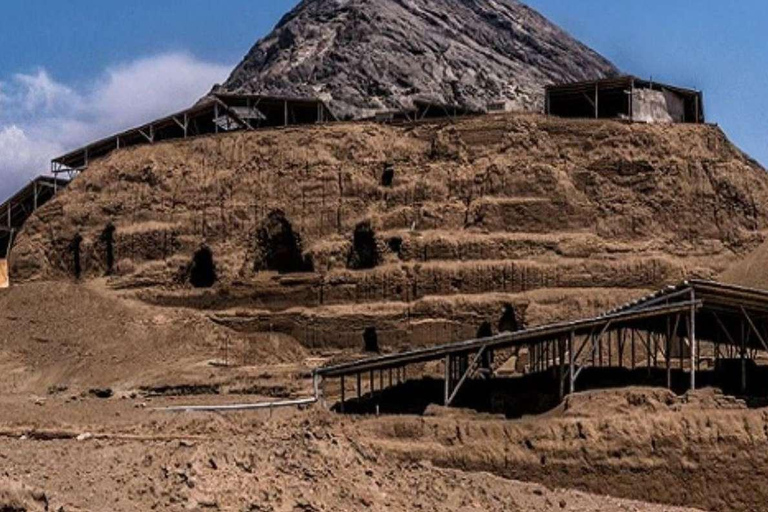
<box><xmin>0</xmin><ymin>479</ymin><xmax>48</xmax><ymax>512</ymax></box>
<box><xmin>11</xmin><ymin>114</ymin><xmax>768</xmax><ymax>352</ymax></box>
<box><xmin>0</xmin><ymin>281</ymin><xmax>308</xmax><ymax>394</ymax></box>
<box><xmin>563</xmin><ymin>387</ymin><xmax>679</xmax><ymax>416</ymax></box>
<box><xmin>218</xmin><ymin>0</ymin><xmax>617</xmax><ymax>119</ymax></box>
<box><xmin>362</xmin><ymin>390</ymin><xmax>768</xmax><ymax>512</ymax></box>
<box><xmin>562</xmin><ymin>386</ymin><xmax>749</xmax><ymax>418</ymax></box>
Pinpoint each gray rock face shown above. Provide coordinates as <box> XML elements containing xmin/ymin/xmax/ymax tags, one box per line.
<box><xmin>217</xmin><ymin>0</ymin><xmax>619</xmax><ymax>119</ymax></box>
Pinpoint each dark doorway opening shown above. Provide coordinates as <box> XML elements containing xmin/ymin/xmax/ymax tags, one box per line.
<box><xmin>499</xmin><ymin>304</ymin><xmax>522</xmax><ymax>333</ymax></box>
<box><xmin>476</xmin><ymin>321</ymin><xmax>493</xmax><ymax>339</ymax></box>
<box><xmin>348</xmin><ymin>221</ymin><xmax>379</xmax><ymax>270</ymax></box>
<box><xmin>69</xmin><ymin>234</ymin><xmax>83</xmax><ymax>279</ymax></box>
<box><xmin>100</xmin><ymin>223</ymin><xmax>116</xmax><ymax>275</ymax></box>
<box><xmin>190</xmin><ymin>246</ymin><xmax>217</xmax><ymax>288</ymax></box>
<box><xmin>381</xmin><ymin>163</ymin><xmax>395</xmax><ymax>187</ymax></box>
<box><xmin>363</xmin><ymin>327</ymin><xmax>380</xmax><ymax>353</ymax></box>
<box><xmin>257</xmin><ymin>210</ymin><xmax>309</xmax><ymax>273</ymax></box>
<box><xmin>387</xmin><ymin>236</ymin><xmax>403</xmax><ymax>258</ymax></box>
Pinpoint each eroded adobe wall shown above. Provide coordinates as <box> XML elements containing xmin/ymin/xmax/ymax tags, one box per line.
<box><xmin>11</xmin><ymin>114</ymin><xmax>768</xmax><ymax>349</ymax></box>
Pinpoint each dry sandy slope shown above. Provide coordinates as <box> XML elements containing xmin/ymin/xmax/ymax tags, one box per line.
<box><xmin>720</xmin><ymin>237</ymin><xmax>768</xmax><ymax>289</ymax></box>
<box><xmin>0</xmin><ymin>281</ymin><xmax>309</xmax><ymax>396</ymax></box>
<box><xmin>0</xmin><ymin>395</ymin><xmax>705</xmax><ymax>512</ymax></box>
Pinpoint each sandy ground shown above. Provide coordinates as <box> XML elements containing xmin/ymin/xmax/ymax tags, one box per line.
<box><xmin>0</xmin><ymin>390</ymin><xmax>707</xmax><ymax>512</ymax></box>
<box><xmin>0</xmin><ymin>280</ymin><xmax>713</xmax><ymax>511</ymax></box>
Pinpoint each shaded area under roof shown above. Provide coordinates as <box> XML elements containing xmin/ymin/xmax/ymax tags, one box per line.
<box><xmin>545</xmin><ymin>75</ymin><xmax>705</xmax><ymax>124</ymax></box>
<box><xmin>52</xmin><ymin>94</ymin><xmax>336</xmax><ymax>173</ymax></box>
<box><xmin>0</xmin><ymin>176</ymin><xmax>69</xmax><ymax>258</ymax></box>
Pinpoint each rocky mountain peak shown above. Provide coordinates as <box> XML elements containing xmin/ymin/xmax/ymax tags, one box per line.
<box><xmin>216</xmin><ymin>0</ymin><xmax>619</xmax><ymax>119</ymax></box>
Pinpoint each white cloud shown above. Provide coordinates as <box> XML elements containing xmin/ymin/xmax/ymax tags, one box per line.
<box><xmin>0</xmin><ymin>53</ymin><xmax>231</xmax><ymax>201</ymax></box>
<box><xmin>14</xmin><ymin>69</ymin><xmax>78</xmax><ymax>113</ymax></box>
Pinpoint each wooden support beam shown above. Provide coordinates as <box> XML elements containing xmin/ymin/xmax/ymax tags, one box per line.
<box><xmin>340</xmin><ymin>376</ymin><xmax>345</xmax><ymax>413</ymax></box>
<box><xmin>444</xmin><ymin>355</ymin><xmax>451</xmax><ymax>406</ymax></box>
<box><xmin>357</xmin><ymin>373</ymin><xmax>362</xmax><ymax>399</ymax></box>
<box><xmin>594</xmin><ymin>83</ymin><xmax>599</xmax><ymax>119</ymax></box>
<box><xmin>568</xmin><ymin>330</ymin><xmax>575</xmax><ymax>395</ymax></box>
<box><xmin>558</xmin><ymin>336</ymin><xmax>566</xmax><ymax>400</ymax></box>
<box><xmin>446</xmin><ymin>346</ymin><xmax>487</xmax><ymax>406</ymax></box>
<box><xmin>138</xmin><ymin>127</ymin><xmax>154</xmax><ymax>143</ymax></box>
<box><xmin>741</xmin><ymin>319</ymin><xmax>747</xmax><ymax>393</ymax></box>
<box><xmin>742</xmin><ymin>306</ymin><xmax>768</xmax><ymax>352</ymax></box>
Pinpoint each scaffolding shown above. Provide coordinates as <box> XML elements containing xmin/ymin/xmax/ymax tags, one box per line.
<box><xmin>50</xmin><ymin>94</ymin><xmax>336</xmax><ymax>177</ymax></box>
<box><xmin>0</xmin><ymin>176</ymin><xmax>69</xmax><ymax>259</ymax></box>
<box><xmin>314</xmin><ymin>280</ymin><xmax>768</xmax><ymax>412</ymax></box>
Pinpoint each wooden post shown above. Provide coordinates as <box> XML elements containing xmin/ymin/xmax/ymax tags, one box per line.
<box><xmin>569</xmin><ymin>330</ymin><xmax>575</xmax><ymax>395</ymax></box>
<box><xmin>284</xmin><ymin>100</ymin><xmax>289</xmax><ymax>126</ymax></box>
<box><xmin>444</xmin><ymin>355</ymin><xmax>451</xmax><ymax>406</ymax></box>
<box><xmin>598</xmin><ymin>332</ymin><xmax>603</xmax><ymax>367</ymax></box>
<box><xmin>594</xmin><ymin>82</ymin><xmax>599</xmax><ymax>119</ymax></box>
<box><xmin>631</xmin><ymin>329</ymin><xmax>636</xmax><ymax>370</ymax></box>
<box><xmin>666</xmin><ymin>317</ymin><xmax>672</xmax><ymax>390</ymax></box>
<box><xmin>558</xmin><ymin>337</ymin><xmax>565</xmax><ymax>400</ymax></box>
<box><xmin>608</xmin><ymin>330</ymin><xmax>613</xmax><ymax>367</ymax></box>
<box><xmin>741</xmin><ymin>319</ymin><xmax>747</xmax><ymax>393</ymax></box>
<box><xmin>357</xmin><ymin>373</ymin><xmax>362</xmax><ymax>399</ymax></box>
<box><xmin>690</xmin><ymin>289</ymin><xmax>697</xmax><ymax>391</ymax></box>
<box><xmin>694</xmin><ymin>94</ymin><xmax>700</xmax><ymax>124</ymax></box>
<box><xmin>340</xmin><ymin>376</ymin><xmax>346</xmax><ymax>413</ymax></box>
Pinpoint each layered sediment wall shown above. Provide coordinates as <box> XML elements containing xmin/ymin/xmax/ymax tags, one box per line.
<box><xmin>12</xmin><ymin>114</ymin><xmax>768</xmax><ymax>349</ymax></box>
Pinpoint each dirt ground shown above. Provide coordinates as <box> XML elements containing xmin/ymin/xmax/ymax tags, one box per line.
<box><xmin>0</xmin><ymin>389</ymin><xmax>708</xmax><ymax>512</ymax></box>
<box><xmin>5</xmin><ymin>114</ymin><xmax>768</xmax><ymax>510</ymax></box>
<box><xmin>0</xmin><ymin>280</ymin><xmax>716</xmax><ymax>512</ymax></box>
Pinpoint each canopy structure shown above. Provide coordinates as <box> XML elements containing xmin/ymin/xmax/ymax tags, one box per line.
<box><xmin>0</xmin><ymin>176</ymin><xmax>69</xmax><ymax>258</ymax></box>
<box><xmin>371</xmin><ymin>99</ymin><xmax>478</xmax><ymax>123</ymax></box>
<box><xmin>51</xmin><ymin>94</ymin><xmax>336</xmax><ymax>176</ymax></box>
<box><xmin>314</xmin><ymin>280</ymin><xmax>768</xmax><ymax>411</ymax></box>
<box><xmin>545</xmin><ymin>75</ymin><xmax>704</xmax><ymax>124</ymax></box>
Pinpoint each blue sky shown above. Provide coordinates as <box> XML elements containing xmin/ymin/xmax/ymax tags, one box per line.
<box><xmin>0</xmin><ymin>0</ymin><xmax>766</xmax><ymax>201</ymax></box>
